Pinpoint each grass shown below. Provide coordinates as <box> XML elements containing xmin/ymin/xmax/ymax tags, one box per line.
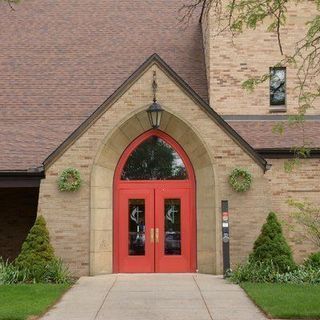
<box><xmin>241</xmin><ymin>282</ymin><xmax>320</xmax><ymax>319</ymax></box>
<box><xmin>0</xmin><ymin>284</ymin><xmax>70</xmax><ymax>320</ymax></box>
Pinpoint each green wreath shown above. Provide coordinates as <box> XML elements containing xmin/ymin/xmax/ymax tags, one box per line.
<box><xmin>228</xmin><ymin>168</ymin><xmax>252</xmax><ymax>193</ymax></box>
<box><xmin>58</xmin><ymin>168</ymin><xmax>82</xmax><ymax>192</ymax></box>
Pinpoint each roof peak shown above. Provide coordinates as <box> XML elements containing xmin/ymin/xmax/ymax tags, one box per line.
<box><xmin>43</xmin><ymin>53</ymin><xmax>267</xmax><ymax>171</ymax></box>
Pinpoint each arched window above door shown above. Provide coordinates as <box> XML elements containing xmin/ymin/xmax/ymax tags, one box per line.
<box><xmin>121</xmin><ymin>135</ymin><xmax>188</xmax><ymax>180</ymax></box>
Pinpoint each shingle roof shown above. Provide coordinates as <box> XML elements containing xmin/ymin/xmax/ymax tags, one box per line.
<box><xmin>1</xmin><ymin>1</ymin><xmax>319</xmax><ymax>171</ymax></box>
<box><xmin>0</xmin><ymin>0</ymin><xmax>207</xmax><ymax>170</ymax></box>
<box><xmin>228</xmin><ymin>121</ymin><xmax>320</xmax><ymax>150</ymax></box>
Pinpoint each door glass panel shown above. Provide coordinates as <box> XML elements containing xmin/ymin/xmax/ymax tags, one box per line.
<box><xmin>164</xmin><ymin>199</ymin><xmax>181</xmax><ymax>255</ymax></box>
<box><xmin>129</xmin><ymin>199</ymin><xmax>145</xmax><ymax>256</ymax></box>
<box><xmin>121</xmin><ymin>136</ymin><xmax>188</xmax><ymax>180</ymax></box>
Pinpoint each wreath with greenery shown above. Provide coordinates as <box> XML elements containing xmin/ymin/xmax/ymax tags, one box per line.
<box><xmin>228</xmin><ymin>168</ymin><xmax>252</xmax><ymax>193</ymax></box>
<box><xmin>58</xmin><ymin>168</ymin><xmax>82</xmax><ymax>192</ymax></box>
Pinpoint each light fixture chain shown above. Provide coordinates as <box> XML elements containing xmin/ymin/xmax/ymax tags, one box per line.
<box><xmin>152</xmin><ymin>70</ymin><xmax>157</xmax><ymax>102</ymax></box>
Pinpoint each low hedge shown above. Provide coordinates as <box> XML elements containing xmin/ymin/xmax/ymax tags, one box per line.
<box><xmin>0</xmin><ymin>258</ymin><xmax>72</xmax><ymax>285</ymax></box>
<box><xmin>227</xmin><ymin>260</ymin><xmax>320</xmax><ymax>285</ymax></box>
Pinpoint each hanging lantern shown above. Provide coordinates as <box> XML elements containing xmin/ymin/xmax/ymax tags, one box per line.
<box><xmin>147</xmin><ymin>100</ymin><xmax>163</xmax><ymax>129</ymax></box>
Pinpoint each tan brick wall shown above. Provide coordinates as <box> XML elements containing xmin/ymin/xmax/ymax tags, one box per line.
<box><xmin>266</xmin><ymin>158</ymin><xmax>320</xmax><ymax>262</ymax></box>
<box><xmin>201</xmin><ymin>1</ymin><xmax>320</xmax><ymax>264</ymax></box>
<box><xmin>37</xmin><ymin>64</ymin><xmax>270</xmax><ymax>276</ymax></box>
<box><xmin>203</xmin><ymin>2</ymin><xmax>320</xmax><ymax>115</ymax></box>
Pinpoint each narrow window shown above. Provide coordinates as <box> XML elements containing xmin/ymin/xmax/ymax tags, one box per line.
<box><xmin>270</xmin><ymin>67</ymin><xmax>286</xmax><ymax>109</ymax></box>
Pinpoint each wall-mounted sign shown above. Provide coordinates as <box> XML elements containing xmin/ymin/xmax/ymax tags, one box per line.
<box><xmin>222</xmin><ymin>211</ymin><xmax>229</xmax><ymax>221</ymax></box>
<box><xmin>221</xmin><ymin>201</ymin><xmax>230</xmax><ymax>275</ymax></box>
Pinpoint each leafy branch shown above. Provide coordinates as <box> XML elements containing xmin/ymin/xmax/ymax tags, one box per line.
<box><xmin>288</xmin><ymin>199</ymin><xmax>320</xmax><ymax>248</ymax></box>
<box><xmin>1</xmin><ymin>0</ymin><xmax>20</xmax><ymax>10</ymax></box>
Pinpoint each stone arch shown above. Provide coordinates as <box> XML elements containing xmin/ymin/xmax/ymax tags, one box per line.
<box><xmin>90</xmin><ymin>109</ymin><xmax>217</xmax><ymax>275</ymax></box>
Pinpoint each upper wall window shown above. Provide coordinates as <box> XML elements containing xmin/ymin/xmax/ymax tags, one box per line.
<box><xmin>270</xmin><ymin>67</ymin><xmax>286</xmax><ymax>110</ymax></box>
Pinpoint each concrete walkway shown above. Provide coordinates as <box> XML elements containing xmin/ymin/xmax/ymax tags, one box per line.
<box><xmin>41</xmin><ymin>274</ymin><xmax>267</xmax><ymax>320</ymax></box>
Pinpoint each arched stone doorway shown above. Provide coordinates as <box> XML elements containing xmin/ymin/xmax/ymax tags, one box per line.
<box><xmin>90</xmin><ymin>110</ymin><xmax>217</xmax><ymax>275</ymax></box>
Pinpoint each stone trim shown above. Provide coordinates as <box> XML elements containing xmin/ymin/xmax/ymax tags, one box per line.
<box><xmin>90</xmin><ymin>110</ymin><xmax>218</xmax><ymax>274</ymax></box>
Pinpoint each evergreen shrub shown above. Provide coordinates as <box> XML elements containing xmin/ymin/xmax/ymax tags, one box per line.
<box><xmin>15</xmin><ymin>216</ymin><xmax>55</xmax><ymax>274</ymax></box>
<box><xmin>15</xmin><ymin>216</ymin><xmax>68</xmax><ymax>282</ymax></box>
<box><xmin>250</xmin><ymin>212</ymin><xmax>295</xmax><ymax>272</ymax></box>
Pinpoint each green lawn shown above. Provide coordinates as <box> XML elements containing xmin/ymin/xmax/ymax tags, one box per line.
<box><xmin>241</xmin><ymin>282</ymin><xmax>320</xmax><ymax>319</ymax></box>
<box><xmin>0</xmin><ymin>284</ymin><xmax>70</xmax><ymax>320</ymax></box>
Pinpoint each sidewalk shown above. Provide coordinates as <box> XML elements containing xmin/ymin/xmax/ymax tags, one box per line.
<box><xmin>41</xmin><ymin>274</ymin><xmax>267</xmax><ymax>320</ymax></box>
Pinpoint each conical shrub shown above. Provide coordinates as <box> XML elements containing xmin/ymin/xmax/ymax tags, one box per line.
<box><xmin>15</xmin><ymin>216</ymin><xmax>55</xmax><ymax>280</ymax></box>
<box><xmin>250</xmin><ymin>212</ymin><xmax>295</xmax><ymax>272</ymax></box>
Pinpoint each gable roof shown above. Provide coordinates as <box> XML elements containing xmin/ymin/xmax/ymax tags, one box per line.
<box><xmin>0</xmin><ymin>0</ymin><xmax>207</xmax><ymax>171</ymax></box>
<box><xmin>43</xmin><ymin>53</ymin><xmax>268</xmax><ymax>171</ymax></box>
<box><xmin>2</xmin><ymin>0</ymin><xmax>313</xmax><ymax>171</ymax></box>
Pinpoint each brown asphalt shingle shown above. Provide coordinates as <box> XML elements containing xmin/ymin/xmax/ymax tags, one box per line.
<box><xmin>0</xmin><ymin>0</ymin><xmax>207</xmax><ymax>170</ymax></box>
<box><xmin>229</xmin><ymin>121</ymin><xmax>320</xmax><ymax>150</ymax></box>
<box><xmin>1</xmin><ymin>1</ymin><xmax>319</xmax><ymax>170</ymax></box>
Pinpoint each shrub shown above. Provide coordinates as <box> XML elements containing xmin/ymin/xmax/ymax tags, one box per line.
<box><xmin>43</xmin><ymin>258</ymin><xmax>73</xmax><ymax>284</ymax></box>
<box><xmin>0</xmin><ymin>259</ymin><xmax>29</xmax><ymax>284</ymax></box>
<box><xmin>14</xmin><ymin>216</ymin><xmax>72</xmax><ymax>284</ymax></box>
<box><xmin>304</xmin><ymin>252</ymin><xmax>320</xmax><ymax>269</ymax></box>
<box><xmin>228</xmin><ymin>260</ymin><xmax>320</xmax><ymax>284</ymax></box>
<box><xmin>0</xmin><ymin>258</ymin><xmax>73</xmax><ymax>285</ymax></box>
<box><xmin>15</xmin><ymin>216</ymin><xmax>55</xmax><ymax>281</ymax></box>
<box><xmin>275</xmin><ymin>265</ymin><xmax>320</xmax><ymax>284</ymax></box>
<box><xmin>250</xmin><ymin>212</ymin><xmax>295</xmax><ymax>272</ymax></box>
<box><xmin>228</xmin><ymin>260</ymin><xmax>280</xmax><ymax>284</ymax></box>
<box><xmin>2</xmin><ymin>216</ymin><xmax>72</xmax><ymax>284</ymax></box>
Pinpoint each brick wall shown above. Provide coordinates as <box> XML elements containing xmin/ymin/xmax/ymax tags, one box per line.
<box><xmin>203</xmin><ymin>2</ymin><xmax>320</xmax><ymax>115</ymax></box>
<box><xmin>0</xmin><ymin>188</ymin><xmax>38</xmax><ymax>260</ymax></box>
<box><xmin>201</xmin><ymin>2</ymin><xmax>320</xmax><ymax>264</ymax></box>
<box><xmin>266</xmin><ymin>158</ymin><xmax>320</xmax><ymax>262</ymax></box>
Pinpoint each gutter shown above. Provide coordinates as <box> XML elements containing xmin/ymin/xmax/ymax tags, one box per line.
<box><xmin>257</xmin><ymin>148</ymin><xmax>320</xmax><ymax>159</ymax></box>
<box><xmin>0</xmin><ymin>166</ymin><xmax>45</xmax><ymax>178</ymax></box>
<box><xmin>0</xmin><ymin>167</ymin><xmax>45</xmax><ymax>187</ymax></box>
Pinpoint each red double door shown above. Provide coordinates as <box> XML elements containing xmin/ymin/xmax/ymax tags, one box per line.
<box><xmin>116</xmin><ymin>183</ymin><xmax>195</xmax><ymax>273</ymax></box>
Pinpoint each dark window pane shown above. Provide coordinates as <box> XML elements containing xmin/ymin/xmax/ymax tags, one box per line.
<box><xmin>164</xmin><ymin>199</ymin><xmax>181</xmax><ymax>255</ymax></box>
<box><xmin>121</xmin><ymin>136</ymin><xmax>188</xmax><ymax>180</ymax></box>
<box><xmin>129</xmin><ymin>199</ymin><xmax>145</xmax><ymax>255</ymax></box>
<box><xmin>270</xmin><ymin>68</ymin><xmax>286</xmax><ymax>105</ymax></box>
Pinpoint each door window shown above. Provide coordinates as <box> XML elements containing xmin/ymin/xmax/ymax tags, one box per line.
<box><xmin>121</xmin><ymin>136</ymin><xmax>187</xmax><ymax>180</ymax></box>
<box><xmin>128</xmin><ymin>199</ymin><xmax>145</xmax><ymax>256</ymax></box>
<box><xmin>164</xmin><ymin>199</ymin><xmax>181</xmax><ymax>255</ymax></box>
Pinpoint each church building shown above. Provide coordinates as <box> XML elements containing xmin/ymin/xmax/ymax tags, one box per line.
<box><xmin>0</xmin><ymin>0</ymin><xmax>319</xmax><ymax>276</ymax></box>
